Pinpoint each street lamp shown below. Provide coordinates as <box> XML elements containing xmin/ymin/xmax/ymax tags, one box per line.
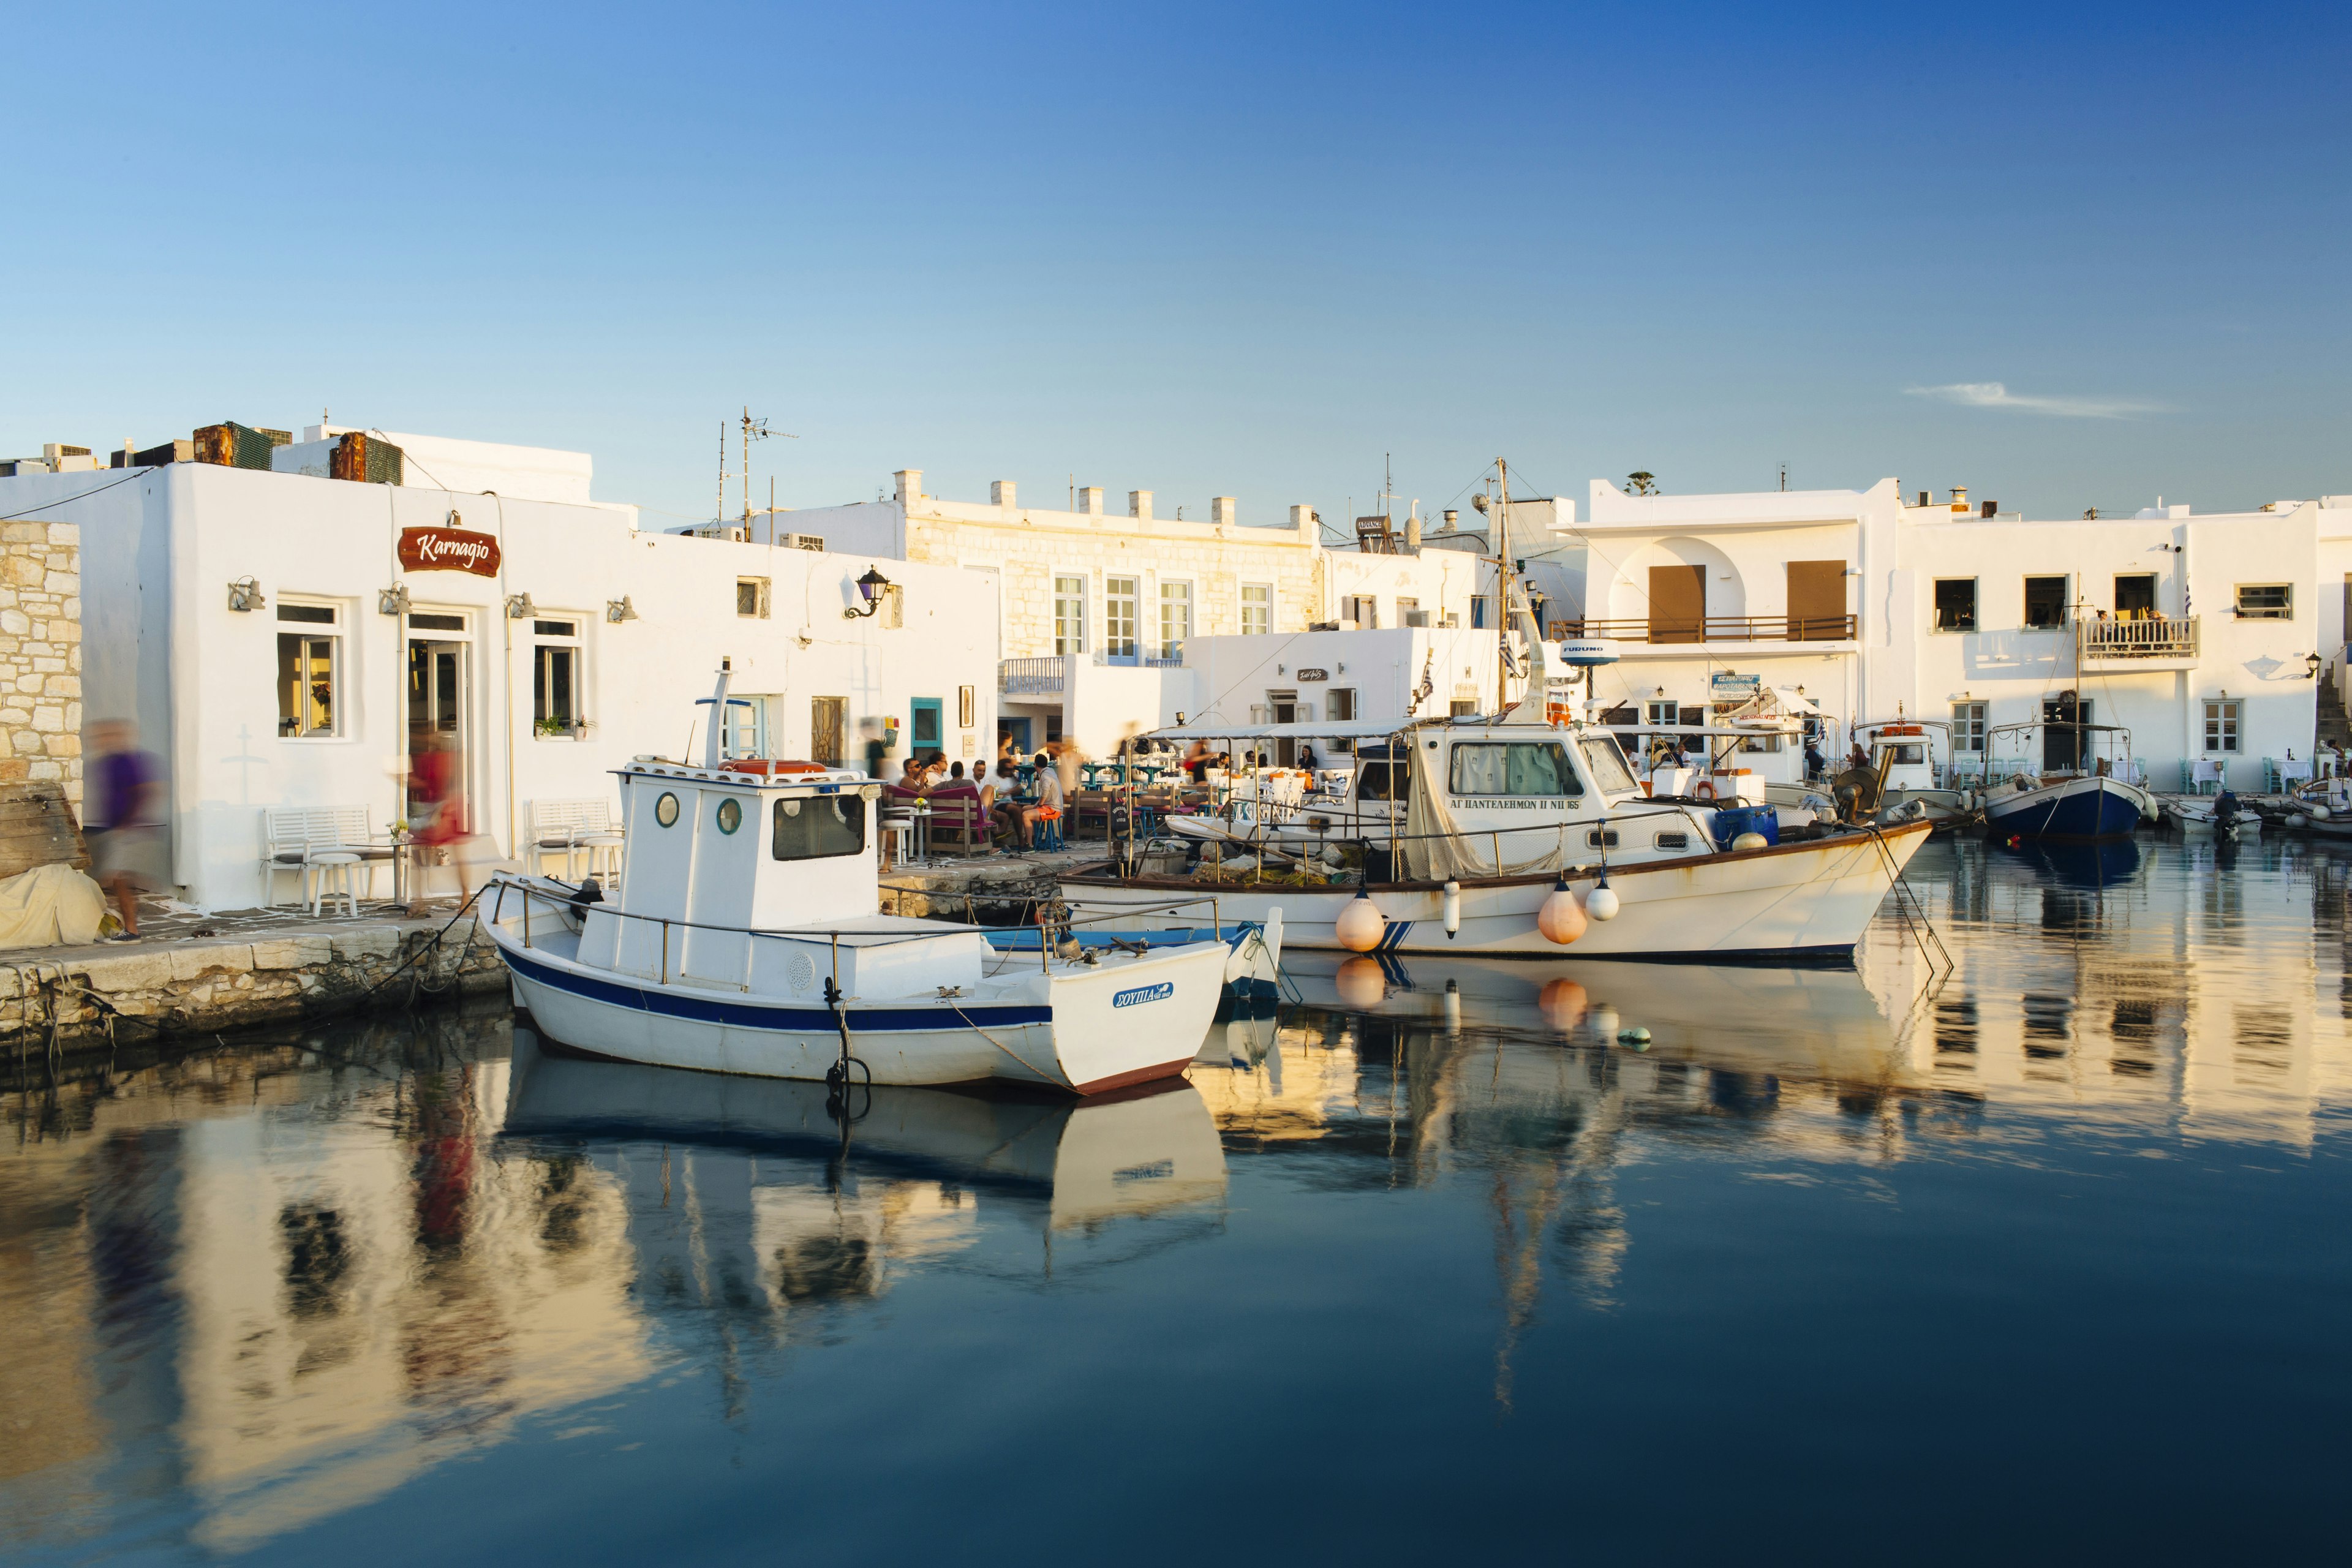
<box><xmin>843</xmin><ymin>566</ymin><xmax>892</xmax><ymax>620</ymax></box>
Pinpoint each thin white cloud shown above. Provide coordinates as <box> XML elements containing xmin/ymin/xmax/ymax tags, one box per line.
<box><xmin>1904</xmin><ymin>381</ymin><xmax>2165</xmax><ymax>420</ymax></box>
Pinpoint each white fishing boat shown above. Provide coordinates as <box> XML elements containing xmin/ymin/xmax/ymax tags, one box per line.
<box><xmin>1061</xmin><ymin>460</ymin><xmax>1932</xmax><ymax>962</ymax></box>
<box><xmin>483</xmin><ymin>665</ymin><xmax>1231</xmax><ymax>1096</ymax></box>
<box><xmin>1850</xmin><ymin>717</ymin><xmax>1980</xmax><ymax>829</ymax></box>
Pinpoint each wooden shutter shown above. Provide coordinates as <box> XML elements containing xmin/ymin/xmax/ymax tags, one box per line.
<box><xmin>1648</xmin><ymin>565</ymin><xmax>1705</xmax><ymax>643</ymax></box>
<box><xmin>1785</xmin><ymin>562</ymin><xmax>1845</xmax><ymax>641</ymax></box>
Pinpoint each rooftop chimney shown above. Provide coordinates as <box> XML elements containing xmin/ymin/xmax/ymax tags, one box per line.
<box><xmin>1949</xmin><ymin>486</ymin><xmax>1968</xmax><ymax>513</ymax></box>
<box><xmin>893</xmin><ymin>469</ymin><xmax>923</xmax><ymax>504</ymax></box>
<box><xmin>1077</xmin><ymin>486</ymin><xmax>1104</xmax><ymax>517</ymax></box>
<box><xmin>1441</xmin><ymin>509</ymin><xmax>1458</xmax><ymax>532</ymax></box>
<box><xmin>1128</xmin><ymin>489</ymin><xmax>1153</xmax><ymax>521</ymax></box>
<box><xmin>1917</xmin><ymin>491</ymin><xmax>1928</xmax><ymax>508</ymax></box>
<box><xmin>1289</xmin><ymin>503</ymin><xmax>1316</xmax><ymax>540</ymax></box>
<box><xmin>990</xmin><ymin>480</ymin><xmax>1016</xmax><ymax>508</ymax></box>
<box><xmin>1980</xmin><ymin>500</ymin><xmax>1997</xmax><ymax>519</ymax></box>
<box><xmin>1406</xmin><ymin>511</ymin><xmax>1422</xmax><ymax>551</ymax></box>
<box><xmin>1210</xmin><ymin>496</ymin><xmax>1237</xmax><ymax>527</ymax></box>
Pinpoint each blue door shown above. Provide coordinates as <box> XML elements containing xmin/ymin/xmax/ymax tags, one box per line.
<box><xmin>910</xmin><ymin>698</ymin><xmax>943</xmax><ymax>758</ymax></box>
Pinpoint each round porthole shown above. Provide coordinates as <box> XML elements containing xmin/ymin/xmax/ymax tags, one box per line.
<box><xmin>716</xmin><ymin>797</ymin><xmax>743</xmax><ymax>835</ymax></box>
<box><xmin>654</xmin><ymin>791</ymin><xmax>679</xmax><ymax>827</ymax></box>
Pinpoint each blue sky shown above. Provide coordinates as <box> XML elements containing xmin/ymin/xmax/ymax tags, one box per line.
<box><xmin>5</xmin><ymin>1</ymin><xmax>2345</xmax><ymax>526</ymax></box>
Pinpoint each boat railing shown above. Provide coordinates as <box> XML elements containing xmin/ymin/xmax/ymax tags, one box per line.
<box><xmin>489</xmin><ymin>875</ymin><xmax>1231</xmax><ymax>985</ymax></box>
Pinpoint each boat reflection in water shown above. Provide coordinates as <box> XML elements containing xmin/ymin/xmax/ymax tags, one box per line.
<box><xmin>503</xmin><ymin>1025</ymin><xmax>1231</xmax><ymax>1242</ymax></box>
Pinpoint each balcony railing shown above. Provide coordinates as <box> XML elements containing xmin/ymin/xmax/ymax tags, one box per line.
<box><xmin>2078</xmin><ymin>614</ymin><xmax>2199</xmax><ymax>661</ymax></box>
<box><xmin>1548</xmin><ymin>614</ymin><xmax>1856</xmax><ymax>646</ymax></box>
<box><xmin>1000</xmin><ymin>655</ymin><xmax>1068</xmax><ymax>695</ymax></box>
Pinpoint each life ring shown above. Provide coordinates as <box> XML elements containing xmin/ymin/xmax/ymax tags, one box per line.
<box><xmin>1692</xmin><ymin>780</ymin><xmax>1717</xmax><ymax>800</ymax></box>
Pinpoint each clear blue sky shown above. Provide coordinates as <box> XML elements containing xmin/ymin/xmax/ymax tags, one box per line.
<box><xmin>6</xmin><ymin>1</ymin><xmax>2345</xmax><ymax>526</ymax></box>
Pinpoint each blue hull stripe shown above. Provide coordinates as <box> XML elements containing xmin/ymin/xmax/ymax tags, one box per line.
<box><xmin>1986</xmin><ymin>782</ymin><xmax>2139</xmax><ymax>839</ymax></box>
<box><xmin>1378</xmin><ymin>918</ymin><xmax>1415</xmax><ymax>952</ymax></box>
<box><xmin>502</xmin><ymin>945</ymin><xmax>1053</xmax><ymax>1031</ymax></box>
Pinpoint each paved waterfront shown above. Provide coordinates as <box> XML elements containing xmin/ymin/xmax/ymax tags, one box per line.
<box><xmin>3</xmin><ymin>836</ymin><xmax>2348</xmax><ymax>1561</ymax></box>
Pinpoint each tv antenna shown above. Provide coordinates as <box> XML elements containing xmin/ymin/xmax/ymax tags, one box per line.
<box><xmin>718</xmin><ymin>408</ymin><xmax>798</xmax><ymax>525</ymax></box>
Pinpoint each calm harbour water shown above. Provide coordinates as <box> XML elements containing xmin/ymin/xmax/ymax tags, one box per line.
<box><xmin>4</xmin><ymin>836</ymin><xmax>2350</xmax><ymax>1564</ymax></box>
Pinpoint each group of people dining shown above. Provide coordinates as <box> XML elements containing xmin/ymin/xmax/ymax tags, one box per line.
<box><xmin>886</xmin><ymin>739</ymin><xmax>1068</xmax><ymax>855</ymax></box>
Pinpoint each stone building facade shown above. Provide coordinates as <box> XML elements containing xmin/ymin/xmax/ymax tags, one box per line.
<box><xmin>0</xmin><ymin>519</ymin><xmax>80</xmax><ymax>806</ymax></box>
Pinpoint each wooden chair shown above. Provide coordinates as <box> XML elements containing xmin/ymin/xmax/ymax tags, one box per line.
<box><xmin>923</xmin><ymin>788</ymin><xmax>989</xmax><ymax>856</ymax></box>
<box><xmin>261</xmin><ymin>805</ymin><xmax>396</xmax><ymax>907</ymax></box>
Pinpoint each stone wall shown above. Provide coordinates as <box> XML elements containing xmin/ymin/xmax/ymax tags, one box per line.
<box><xmin>0</xmin><ymin>916</ymin><xmax>505</xmax><ymax>1048</ymax></box>
<box><xmin>0</xmin><ymin>521</ymin><xmax>80</xmax><ymax>807</ymax></box>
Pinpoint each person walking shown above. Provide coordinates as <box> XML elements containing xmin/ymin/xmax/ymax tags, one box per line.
<box><xmin>88</xmin><ymin>720</ymin><xmax>165</xmax><ymax>940</ymax></box>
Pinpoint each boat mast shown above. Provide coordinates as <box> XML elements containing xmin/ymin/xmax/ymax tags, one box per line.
<box><xmin>1494</xmin><ymin>458</ymin><xmax>1510</xmax><ymax>716</ymax></box>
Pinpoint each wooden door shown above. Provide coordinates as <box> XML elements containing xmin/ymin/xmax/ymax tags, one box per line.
<box><xmin>810</xmin><ymin>696</ymin><xmax>845</xmax><ymax>764</ymax></box>
<box><xmin>1785</xmin><ymin>561</ymin><xmax>1846</xmax><ymax>640</ymax></box>
<box><xmin>1648</xmin><ymin>565</ymin><xmax>1705</xmax><ymax>643</ymax></box>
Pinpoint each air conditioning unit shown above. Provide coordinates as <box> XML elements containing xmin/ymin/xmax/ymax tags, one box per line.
<box><xmin>686</xmin><ymin>524</ymin><xmax>748</xmax><ymax>541</ymax></box>
<box><xmin>783</xmin><ymin>532</ymin><xmax>826</xmax><ymax>552</ymax></box>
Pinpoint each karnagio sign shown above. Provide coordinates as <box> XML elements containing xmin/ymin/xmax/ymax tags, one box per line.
<box><xmin>398</xmin><ymin>526</ymin><xmax>502</xmax><ymax>577</ymax></box>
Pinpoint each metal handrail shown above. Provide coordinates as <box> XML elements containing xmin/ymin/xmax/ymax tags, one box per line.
<box><xmin>1549</xmin><ymin>614</ymin><xmax>1856</xmax><ymax>644</ymax></box>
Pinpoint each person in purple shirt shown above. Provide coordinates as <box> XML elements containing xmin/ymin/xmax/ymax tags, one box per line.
<box><xmin>88</xmin><ymin>720</ymin><xmax>165</xmax><ymax>940</ymax></box>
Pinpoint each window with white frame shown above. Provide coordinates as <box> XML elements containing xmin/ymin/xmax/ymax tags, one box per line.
<box><xmin>1342</xmin><ymin>594</ymin><xmax>1378</xmax><ymax>628</ymax></box>
<box><xmin>1158</xmin><ymin>581</ymin><xmax>1193</xmax><ymax>658</ymax></box>
<box><xmin>276</xmin><ymin>601</ymin><xmax>342</xmax><ymax>737</ymax></box>
<box><xmin>1327</xmin><ymin>688</ymin><xmax>1357</xmax><ymax>722</ymax></box>
<box><xmin>1240</xmin><ymin>582</ymin><xmax>1272</xmax><ymax>637</ymax></box>
<box><xmin>1054</xmin><ymin>575</ymin><xmax>1086</xmax><ymax>654</ymax></box>
<box><xmin>1106</xmin><ymin>576</ymin><xmax>1139</xmax><ymax>657</ymax></box>
<box><xmin>2235</xmin><ymin>584</ymin><xmax>2292</xmax><ymax>620</ymax></box>
<box><xmin>1953</xmin><ymin>701</ymin><xmax>1987</xmax><ymax>753</ymax></box>
<box><xmin>533</xmin><ymin>617</ymin><xmax>584</xmax><ymax>736</ymax></box>
<box><xmin>2204</xmin><ymin>699</ymin><xmax>2241</xmax><ymax>753</ymax></box>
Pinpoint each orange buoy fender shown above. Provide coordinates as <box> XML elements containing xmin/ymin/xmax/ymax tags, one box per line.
<box><xmin>1335</xmin><ymin>886</ymin><xmax>1386</xmax><ymax>952</ymax></box>
<box><xmin>1536</xmin><ymin>876</ymin><xmax>1587</xmax><ymax>944</ymax></box>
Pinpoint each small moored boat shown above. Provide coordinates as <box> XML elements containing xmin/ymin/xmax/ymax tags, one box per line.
<box><xmin>483</xmin><ymin>666</ymin><xmax>1232</xmax><ymax>1096</ymax></box>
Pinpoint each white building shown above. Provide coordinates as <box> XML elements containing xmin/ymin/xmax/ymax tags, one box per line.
<box><xmin>777</xmin><ymin>470</ymin><xmax>1509</xmax><ymax>755</ymax></box>
<box><xmin>0</xmin><ymin>434</ymin><xmax>1001</xmax><ymax>909</ymax></box>
<box><xmin>1534</xmin><ymin>478</ymin><xmax>2345</xmax><ymax>788</ymax></box>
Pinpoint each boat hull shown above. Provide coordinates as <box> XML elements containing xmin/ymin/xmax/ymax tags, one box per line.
<box><xmin>489</xmin><ymin>927</ymin><xmax>1229</xmax><ymax>1096</ymax></box>
<box><xmin>1057</xmin><ymin>820</ymin><xmax>1929</xmax><ymax>961</ymax></box>
<box><xmin>1983</xmin><ymin>776</ymin><xmax>2141</xmax><ymax>839</ymax></box>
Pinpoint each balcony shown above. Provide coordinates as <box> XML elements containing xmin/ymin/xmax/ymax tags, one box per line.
<box><xmin>2078</xmin><ymin>615</ymin><xmax>2199</xmax><ymax>664</ymax></box>
<box><xmin>1549</xmin><ymin>614</ymin><xmax>1856</xmax><ymax>646</ymax></box>
<box><xmin>1000</xmin><ymin>655</ymin><xmax>1068</xmax><ymax>695</ymax></box>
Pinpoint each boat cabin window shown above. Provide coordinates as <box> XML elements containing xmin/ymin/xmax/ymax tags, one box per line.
<box><xmin>1355</xmin><ymin>761</ymin><xmax>1399</xmax><ymax>801</ymax></box>
<box><xmin>1448</xmin><ymin>742</ymin><xmax>1581</xmax><ymax>798</ymax></box>
<box><xmin>1585</xmin><ymin>827</ymin><xmax>1619</xmax><ymax>848</ymax></box>
<box><xmin>1878</xmin><ymin>742</ymin><xmax>1926</xmax><ymax>765</ymax></box>
<box><xmin>1579</xmin><ymin>736</ymin><xmax>1640</xmax><ymax>794</ymax></box>
<box><xmin>771</xmin><ymin>794</ymin><xmax>866</xmax><ymax>861</ymax></box>
<box><xmin>1654</xmin><ymin>830</ymin><xmax>1691</xmax><ymax>851</ymax></box>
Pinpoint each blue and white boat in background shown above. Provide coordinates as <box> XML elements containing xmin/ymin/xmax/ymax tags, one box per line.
<box><xmin>481</xmin><ymin>665</ymin><xmax>1232</xmax><ymax>1096</ymax></box>
<box><xmin>1981</xmin><ymin>720</ymin><xmax>2146</xmax><ymax>840</ymax></box>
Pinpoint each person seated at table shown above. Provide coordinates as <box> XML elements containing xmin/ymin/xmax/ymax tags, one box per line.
<box><xmin>973</xmin><ymin>760</ymin><xmax>998</xmax><ymax>812</ymax></box>
<box><xmin>1020</xmin><ymin>761</ymin><xmax>1065</xmax><ymax>849</ymax></box>
<box><xmin>1298</xmin><ymin>742</ymin><xmax>1319</xmax><ymax>772</ymax></box>
<box><xmin>900</xmin><ymin>756</ymin><xmax>932</xmax><ymax>791</ymax></box>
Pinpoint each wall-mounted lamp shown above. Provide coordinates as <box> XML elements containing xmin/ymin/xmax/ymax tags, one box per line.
<box><xmin>505</xmin><ymin>592</ymin><xmax>537</xmax><ymax>619</ymax></box>
<box><xmin>1175</xmin><ymin>712</ymin><xmax>1187</xmax><ymax>725</ymax></box>
<box><xmin>842</xmin><ymin>565</ymin><xmax>892</xmax><ymax>620</ymax></box>
<box><xmin>2307</xmin><ymin>652</ymin><xmax>2323</xmax><ymax>680</ymax></box>
<box><xmin>606</xmin><ymin>595</ymin><xmax>639</xmax><ymax>624</ymax></box>
<box><xmin>1337</xmin><ymin>662</ymin><xmax>1347</xmax><ymax>674</ymax></box>
<box><xmin>227</xmin><ymin>576</ymin><xmax>265</xmax><ymax>612</ymax></box>
<box><xmin>1655</xmin><ymin>685</ymin><xmax>1665</xmax><ymax>697</ymax></box>
<box><xmin>1276</xmin><ymin>663</ymin><xmax>1286</xmax><ymax>674</ymax></box>
<box><xmin>377</xmin><ymin>583</ymin><xmax>410</xmax><ymax>617</ymax></box>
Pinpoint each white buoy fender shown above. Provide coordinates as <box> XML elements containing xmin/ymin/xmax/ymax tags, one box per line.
<box><xmin>1732</xmin><ymin>831</ymin><xmax>1769</xmax><ymax>852</ymax></box>
<box><xmin>1586</xmin><ymin>882</ymin><xmax>1621</xmax><ymax>922</ymax></box>
<box><xmin>2288</xmin><ymin>814</ymin><xmax>2309</xmax><ymax>829</ymax></box>
<box><xmin>1441</xmin><ymin>881</ymin><xmax>1461</xmax><ymax>938</ymax></box>
<box><xmin>1536</xmin><ymin>878</ymin><xmax>1586</xmax><ymax>944</ymax></box>
<box><xmin>1335</xmin><ymin>888</ymin><xmax>1385</xmax><ymax>952</ymax></box>
<box><xmin>2312</xmin><ymin>804</ymin><xmax>2334</xmax><ymax>821</ymax></box>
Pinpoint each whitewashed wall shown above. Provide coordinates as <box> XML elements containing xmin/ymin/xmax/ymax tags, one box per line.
<box><xmin>12</xmin><ymin>463</ymin><xmax>998</xmax><ymax>908</ymax></box>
